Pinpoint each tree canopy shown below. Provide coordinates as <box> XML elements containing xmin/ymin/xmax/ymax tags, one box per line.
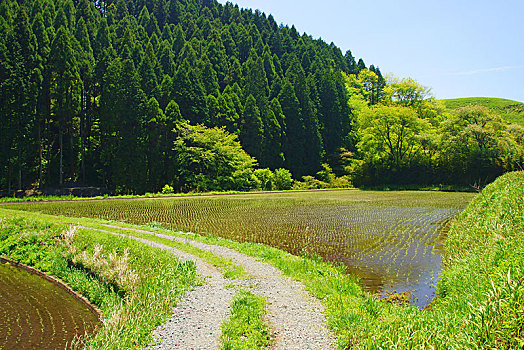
<box><xmin>0</xmin><ymin>0</ymin><xmax>369</xmax><ymax>194</ymax></box>
<box><xmin>0</xmin><ymin>0</ymin><xmax>521</xmax><ymax>194</ymax></box>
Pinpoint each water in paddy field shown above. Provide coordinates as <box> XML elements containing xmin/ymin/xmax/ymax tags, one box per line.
<box><xmin>0</xmin><ymin>262</ymin><xmax>100</xmax><ymax>350</ymax></box>
<box><xmin>288</xmin><ymin>205</ymin><xmax>460</xmax><ymax>308</ymax></box>
<box><xmin>242</xmin><ymin>202</ymin><xmax>462</xmax><ymax>308</ymax></box>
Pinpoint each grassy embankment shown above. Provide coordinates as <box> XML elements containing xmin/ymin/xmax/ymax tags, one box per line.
<box><xmin>1</xmin><ymin>171</ymin><xmax>522</xmax><ymax>349</ymax></box>
<box><xmin>220</xmin><ymin>289</ymin><xmax>271</xmax><ymax>350</ymax></box>
<box><xmin>441</xmin><ymin>97</ymin><xmax>524</xmax><ymax>125</ymax></box>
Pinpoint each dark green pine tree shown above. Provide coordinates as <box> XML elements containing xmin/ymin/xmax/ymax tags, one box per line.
<box><xmin>220</xmin><ymin>26</ymin><xmax>237</xmax><ymax>57</ymax></box>
<box><xmin>207</xmin><ymin>94</ymin><xmax>220</xmax><ymax>127</ymax></box>
<box><xmin>171</xmin><ymin>44</ymin><xmax>208</xmax><ymax>124</ymax></box>
<box><xmin>206</xmin><ymin>35</ymin><xmax>228</xmax><ymax>88</ymax></box>
<box><xmin>49</xmin><ymin>25</ymin><xmax>80</xmax><ymax>186</ymax></box>
<box><xmin>0</xmin><ymin>39</ymin><xmax>9</xmax><ymax>192</ymax></box>
<box><xmin>74</xmin><ymin>17</ymin><xmax>95</xmax><ymax>184</ymax></box>
<box><xmin>317</xmin><ymin>68</ymin><xmax>352</xmax><ymax>172</ymax></box>
<box><xmin>158</xmin><ymin>39</ymin><xmax>175</xmax><ymax>77</ymax></box>
<box><xmin>93</xmin><ymin>18</ymin><xmax>115</xmax><ymax>100</ymax></box>
<box><xmin>263</xmin><ymin>49</ymin><xmax>276</xmax><ymax>87</ymax></box>
<box><xmin>143</xmin><ymin>96</ymin><xmax>167</xmax><ymax>190</ymax></box>
<box><xmin>158</xmin><ymin>74</ymin><xmax>173</xmax><ymax>109</ymax></box>
<box><xmin>167</xmin><ymin>0</ymin><xmax>182</xmax><ymax>25</ymax></box>
<box><xmin>100</xmin><ymin>58</ymin><xmax>147</xmax><ymax>193</ymax></box>
<box><xmin>171</xmin><ymin>24</ymin><xmax>186</xmax><ymax>58</ymax></box>
<box><xmin>244</xmin><ymin>51</ymin><xmax>269</xmax><ymax>112</ymax></box>
<box><xmin>278</xmin><ymin>79</ymin><xmax>305</xmax><ymax>177</ymax></box>
<box><xmin>3</xmin><ymin>8</ymin><xmax>39</xmax><ymax>191</ymax></box>
<box><xmin>287</xmin><ymin>58</ymin><xmax>323</xmax><ymax>174</ymax></box>
<box><xmin>344</xmin><ymin>50</ymin><xmax>357</xmax><ymax>74</ymax></box>
<box><xmin>262</xmin><ymin>98</ymin><xmax>285</xmax><ymax>169</ymax></box>
<box><xmin>224</xmin><ymin>56</ymin><xmax>242</xmax><ymax>88</ymax></box>
<box><xmin>238</xmin><ymin>27</ymin><xmax>252</xmax><ymax>62</ymax></box>
<box><xmin>200</xmin><ymin>55</ymin><xmax>220</xmax><ymax>97</ymax></box>
<box><xmin>32</xmin><ymin>12</ymin><xmax>51</xmax><ymax>187</ymax></box>
<box><xmin>221</xmin><ymin>87</ymin><xmax>243</xmax><ymax>132</ymax></box>
<box><xmin>114</xmin><ymin>0</ymin><xmax>129</xmax><ymax>22</ymax></box>
<box><xmin>75</xmin><ymin>0</ymin><xmax>97</xmax><ymax>42</ymax></box>
<box><xmin>138</xmin><ymin>42</ymin><xmax>159</xmax><ymax>96</ymax></box>
<box><xmin>240</xmin><ymin>94</ymin><xmax>264</xmax><ymax>161</ymax></box>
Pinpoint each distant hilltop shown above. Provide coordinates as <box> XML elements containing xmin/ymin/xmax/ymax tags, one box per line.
<box><xmin>441</xmin><ymin>97</ymin><xmax>524</xmax><ymax>125</ymax></box>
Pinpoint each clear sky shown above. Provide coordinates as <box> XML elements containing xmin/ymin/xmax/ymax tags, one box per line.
<box><xmin>217</xmin><ymin>0</ymin><xmax>524</xmax><ymax>102</ymax></box>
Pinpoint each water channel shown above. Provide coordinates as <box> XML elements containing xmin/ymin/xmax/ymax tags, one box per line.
<box><xmin>0</xmin><ymin>261</ymin><xmax>100</xmax><ymax>350</ymax></box>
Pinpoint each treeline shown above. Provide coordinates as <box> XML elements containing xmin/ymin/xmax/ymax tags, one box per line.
<box><xmin>0</xmin><ymin>0</ymin><xmax>378</xmax><ymax>194</ymax></box>
<box><xmin>345</xmin><ymin>74</ymin><xmax>524</xmax><ymax>186</ymax></box>
<box><xmin>1</xmin><ymin>0</ymin><xmax>521</xmax><ymax>195</ymax></box>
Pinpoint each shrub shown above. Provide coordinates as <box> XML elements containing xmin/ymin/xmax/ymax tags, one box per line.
<box><xmin>161</xmin><ymin>184</ymin><xmax>174</xmax><ymax>194</ymax></box>
<box><xmin>273</xmin><ymin>168</ymin><xmax>293</xmax><ymax>190</ymax></box>
<box><xmin>230</xmin><ymin>169</ymin><xmax>260</xmax><ymax>191</ymax></box>
<box><xmin>253</xmin><ymin>169</ymin><xmax>274</xmax><ymax>191</ymax></box>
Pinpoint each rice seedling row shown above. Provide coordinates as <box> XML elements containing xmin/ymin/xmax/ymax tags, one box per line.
<box><xmin>8</xmin><ymin>190</ymin><xmax>474</xmax><ymax>306</ymax></box>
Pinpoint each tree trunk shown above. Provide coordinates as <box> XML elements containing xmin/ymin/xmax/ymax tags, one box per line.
<box><xmin>18</xmin><ymin>148</ymin><xmax>22</xmax><ymax>191</ymax></box>
<box><xmin>80</xmin><ymin>83</ymin><xmax>85</xmax><ymax>184</ymax></box>
<box><xmin>38</xmin><ymin>117</ymin><xmax>42</xmax><ymax>189</ymax></box>
<box><xmin>7</xmin><ymin>161</ymin><xmax>11</xmax><ymax>195</ymax></box>
<box><xmin>70</xmin><ymin>129</ymin><xmax>74</xmax><ymax>181</ymax></box>
<box><xmin>59</xmin><ymin>128</ymin><xmax>63</xmax><ymax>188</ymax></box>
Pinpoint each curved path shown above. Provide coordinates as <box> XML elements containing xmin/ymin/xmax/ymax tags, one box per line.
<box><xmin>82</xmin><ymin>224</ymin><xmax>337</xmax><ymax>349</ymax></box>
<box><xmin>77</xmin><ymin>226</ymin><xmax>235</xmax><ymax>350</ymax></box>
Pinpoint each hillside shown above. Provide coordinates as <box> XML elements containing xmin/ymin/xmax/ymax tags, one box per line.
<box><xmin>0</xmin><ymin>0</ymin><xmax>381</xmax><ymax>194</ymax></box>
<box><xmin>441</xmin><ymin>97</ymin><xmax>524</xmax><ymax>125</ymax></box>
<box><xmin>1</xmin><ymin>0</ymin><xmax>522</xmax><ymax>195</ymax></box>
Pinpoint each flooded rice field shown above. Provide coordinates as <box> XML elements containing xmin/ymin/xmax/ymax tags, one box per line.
<box><xmin>8</xmin><ymin>189</ymin><xmax>475</xmax><ymax>307</ymax></box>
<box><xmin>0</xmin><ymin>261</ymin><xmax>99</xmax><ymax>350</ymax></box>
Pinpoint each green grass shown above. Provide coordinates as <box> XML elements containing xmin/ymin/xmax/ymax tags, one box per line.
<box><xmin>105</xmin><ymin>224</ymin><xmax>247</xmax><ymax>280</ymax></box>
<box><xmin>220</xmin><ymin>289</ymin><xmax>271</xmax><ymax>350</ymax></box>
<box><xmin>441</xmin><ymin>97</ymin><xmax>524</xmax><ymax>125</ymax></box>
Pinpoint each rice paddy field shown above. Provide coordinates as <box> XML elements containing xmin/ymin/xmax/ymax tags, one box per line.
<box><xmin>0</xmin><ymin>261</ymin><xmax>99</xmax><ymax>349</ymax></box>
<box><xmin>7</xmin><ymin>189</ymin><xmax>475</xmax><ymax>307</ymax></box>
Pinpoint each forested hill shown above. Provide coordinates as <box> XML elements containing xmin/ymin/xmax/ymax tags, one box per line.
<box><xmin>2</xmin><ymin>1</ymin><xmax>523</xmax><ymax>195</ymax></box>
<box><xmin>0</xmin><ymin>0</ymin><xmax>382</xmax><ymax>194</ymax></box>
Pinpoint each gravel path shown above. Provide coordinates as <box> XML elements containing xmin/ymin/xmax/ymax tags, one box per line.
<box><xmin>77</xmin><ymin>226</ymin><xmax>235</xmax><ymax>350</ymax></box>
<box><xmin>101</xmin><ymin>224</ymin><xmax>337</xmax><ymax>350</ymax></box>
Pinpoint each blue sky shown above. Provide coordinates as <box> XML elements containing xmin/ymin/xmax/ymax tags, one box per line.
<box><xmin>217</xmin><ymin>0</ymin><xmax>524</xmax><ymax>102</ymax></box>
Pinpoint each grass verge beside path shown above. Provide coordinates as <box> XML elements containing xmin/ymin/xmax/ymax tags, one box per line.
<box><xmin>0</xmin><ymin>214</ymin><xmax>197</xmax><ymax>349</ymax></box>
<box><xmin>220</xmin><ymin>289</ymin><xmax>271</xmax><ymax>350</ymax></box>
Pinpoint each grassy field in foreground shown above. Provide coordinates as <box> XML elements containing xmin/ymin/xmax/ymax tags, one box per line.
<box><xmin>441</xmin><ymin>97</ymin><xmax>524</xmax><ymax>125</ymax></box>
